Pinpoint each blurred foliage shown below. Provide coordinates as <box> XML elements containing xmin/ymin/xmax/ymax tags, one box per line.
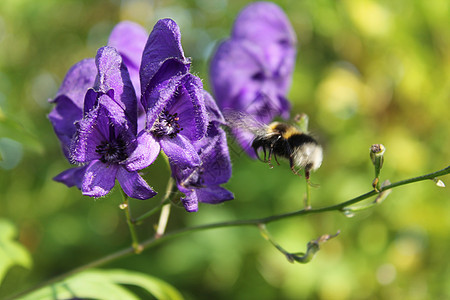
<box><xmin>22</xmin><ymin>269</ymin><xmax>183</xmax><ymax>300</ymax></box>
<box><xmin>0</xmin><ymin>0</ymin><xmax>449</xmax><ymax>299</ymax></box>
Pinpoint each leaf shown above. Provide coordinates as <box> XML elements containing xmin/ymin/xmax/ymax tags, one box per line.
<box><xmin>21</xmin><ymin>269</ymin><xmax>184</xmax><ymax>300</ymax></box>
<box><xmin>0</xmin><ymin>219</ymin><xmax>33</xmax><ymax>284</ymax></box>
<box><xmin>105</xmin><ymin>269</ymin><xmax>184</xmax><ymax>300</ymax></box>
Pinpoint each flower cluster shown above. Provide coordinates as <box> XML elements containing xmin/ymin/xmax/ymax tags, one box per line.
<box><xmin>49</xmin><ymin>19</ymin><xmax>233</xmax><ymax>211</ymax></box>
<box><xmin>209</xmin><ymin>1</ymin><xmax>297</xmax><ymax>154</ymax></box>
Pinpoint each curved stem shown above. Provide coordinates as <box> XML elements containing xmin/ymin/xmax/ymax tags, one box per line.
<box><xmin>11</xmin><ymin>165</ymin><xmax>449</xmax><ymax>299</ymax></box>
<box><xmin>135</xmin><ymin>177</ymin><xmax>176</xmax><ymax>224</ymax></box>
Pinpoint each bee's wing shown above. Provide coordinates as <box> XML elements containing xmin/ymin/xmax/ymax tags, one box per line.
<box><xmin>223</xmin><ymin>109</ymin><xmax>266</xmax><ymax>135</ymax></box>
<box><xmin>223</xmin><ymin>110</ymin><xmax>267</xmax><ymax>158</ymax></box>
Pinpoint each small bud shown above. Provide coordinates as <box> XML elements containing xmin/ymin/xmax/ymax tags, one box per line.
<box><xmin>370</xmin><ymin>144</ymin><xmax>385</xmax><ymax>191</ymax></box>
<box><xmin>119</xmin><ymin>202</ymin><xmax>128</xmax><ymax>210</ymax></box>
<box><xmin>370</xmin><ymin>144</ymin><xmax>385</xmax><ymax>166</ymax></box>
<box><xmin>294</xmin><ymin>113</ymin><xmax>309</xmax><ymax>132</ymax></box>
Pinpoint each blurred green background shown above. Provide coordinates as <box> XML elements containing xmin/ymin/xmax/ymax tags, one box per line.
<box><xmin>0</xmin><ymin>0</ymin><xmax>449</xmax><ymax>299</ymax></box>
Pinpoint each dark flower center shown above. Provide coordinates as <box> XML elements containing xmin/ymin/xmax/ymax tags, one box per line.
<box><xmin>152</xmin><ymin>109</ymin><xmax>183</xmax><ymax>139</ymax></box>
<box><xmin>96</xmin><ymin>137</ymin><xmax>128</xmax><ymax>163</ymax></box>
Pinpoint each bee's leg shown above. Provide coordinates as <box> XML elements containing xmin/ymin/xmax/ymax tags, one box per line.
<box><xmin>267</xmin><ymin>146</ymin><xmax>274</xmax><ymax>168</ymax></box>
<box><xmin>254</xmin><ymin>146</ymin><xmax>265</xmax><ymax>162</ymax></box>
<box><xmin>274</xmin><ymin>153</ymin><xmax>281</xmax><ymax>166</ymax></box>
<box><xmin>289</xmin><ymin>157</ymin><xmax>302</xmax><ymax>177</ymax></box>
<box><xmin>304</xmin><ymin>164</ymin><xmax>313</xmax><ymax>180</ymax></box>
<box><xmin>304</xmin><ymin>164</ymin><xmax>320</xmax><ymax>187</ymax></box>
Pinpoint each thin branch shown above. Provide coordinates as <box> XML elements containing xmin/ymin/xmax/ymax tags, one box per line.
<box><xmin>10</xmin><ymin>165</ymin><xmax>449</xmax><ymax>299</ymax></box>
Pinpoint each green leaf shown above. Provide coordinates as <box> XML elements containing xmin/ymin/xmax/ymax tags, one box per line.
<box><xmin>21</xmin><ymin>269</ymin><xmax>183</xmax><ymax>300</ymax></box>
<box><xmin>0</xmin><ymin>219</ymin><xmax>33</xmax><ymax>284</ymax></box>
<box><xmin>105</xmin><ymin>269</ymin><xmax>184</xmax><ymax>300</ymax></box>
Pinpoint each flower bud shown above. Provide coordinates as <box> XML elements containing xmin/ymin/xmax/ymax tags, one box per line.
<box><xmin>370</xmin><ymin>144</ymin><xmax>385</xmax><ymax>191</ymax></box>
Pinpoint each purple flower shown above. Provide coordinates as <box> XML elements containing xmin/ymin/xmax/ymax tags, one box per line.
<box><xmin>171</xmin><ymin>92</ymin><xmax>234</xmax><ymax>212</ymax></box>
<box><xmin>210</xmin><ymin>2</ymin><xmax>297</xmax><ymax>153</ymax></box>
<box><xmin>51</xmin><ymin>46</ymin><xmax>158</xmax><ymax>199</ymax></box>
<box><xmin>140</xmin><ymin>19</ymin><xmax>208</xmax><ymax>169</ymax></box>
<box><xmin>139</xmin><ymin>19</ymin><xmax>233</xmax><ymax>211</ymax></box>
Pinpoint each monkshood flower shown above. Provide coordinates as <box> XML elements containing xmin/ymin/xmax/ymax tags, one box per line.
<box><xmin>171</xmin><ymin>92</ymin><xmax>234</xmax><ymax>212</ymax></box>
<box><xmin>139</xmin><ymin>19</ymin><xmax>208</xmax><ymax>169</ymax></box>
<box><xmin>210</xmin><ymin>1</ymin><xmax>297</xmax><ymax>154</ymax></box>
<box><xmin>51</xmin><ymin>46</ymin><xmax>157</xmax><ymax>199</ymax></box>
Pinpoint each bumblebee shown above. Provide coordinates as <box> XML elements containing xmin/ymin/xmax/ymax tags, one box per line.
<box><xmin>225</xmin><ymin>111</ymin><xmax>323</xmax><ymax>179</ymax></box>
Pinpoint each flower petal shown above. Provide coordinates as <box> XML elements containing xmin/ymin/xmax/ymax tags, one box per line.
<box><xmin>124</xmin><ymin>130</ymin><xmax>160</xmax><ymax>172</ymax></box>
<box><xmin>108</xmin><ymin>21</ymin><xmax>148</xmax><ymax>98</ymax></box>
<box><xmin>53</xmin><ymin>165</ymin><xmax>88</xmax><ymax>189</ymax></box>
<box><xmin>160</xmin><ymin>135</ymin><xmax>200</xmax><ymax>168</ymax></box>
<box><xmin>92</xmin><ymin>46</ymin><xmax>138</xmax><ymax>128</ymax></box>
<box><xmin>51</xmin><ymin>58</ymin><xmax>97</xmax><ymax>108</ymax></box>
<box><xmin>144</xmin><ymin>74</ymin><xmax>183</xmax><ymax>127</ymax></box>
<box><xmin>210</xmin><ymin>40</ymin><xmax>263</xmax><ymax>110</ymax></box>
<box><xmin>194</xmin><ymin>126</ymin><xmax>231</xmax><ymax>185</ymax></box>
<box><xmin>196</xmin><ymin>186</ymin><xmax>234</xmax><ymax>204</ymax></box>
<box><xmin>116</xmin><ymin>167</ymin><xmax>157</xmax><ymax>200</ymax></box>
<box><xmin>232</xmin><ymin>2</ymin><xmax>296</xmax><ymax>48</ymax></box>
<box><xmin>82</xmin><ymin>160</ymin><xmax>118</xmax><ymax>197</ymax></box>
<box><xmin>70</xmin><ymin>105</ymin><xmax>102</xmax><ymax>163</ymax></box>
<box><xmin>140</xmin><ymin>19</ymin><xmax>189</xmax><ymax>92</ymax></box>
<box><xmin>71</xmin><ymin>100</ymin><xmax>130</xmax><ymax>164</ymax></box>
<box><xmin>48</xmin><ymin>95</ymin><xmax>82</xmax><ymax>159</ymax></box>
<box><xmin>169</xmin><ymin>74</ymin><xmax>208</xmax><ymax>141</ymax></box>
<box><xmin>180</xmin><ymin>190</ymin><xmax>198</xmax><ymax>212</ymax></box>
<box><xmin>203</xmin><ymin>91</ymin><xmax>225</xmax><ymax>125</ymax></box>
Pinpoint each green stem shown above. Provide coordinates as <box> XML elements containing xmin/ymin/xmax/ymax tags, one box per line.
<box><xmin>304</xmin><ymin>174</ymin><xmax>311</xmax><ymax>210</ymax></box>
<box><xmin>11</xmin><ymin>165</ymin><xmax>450</xmax><ymax>299</ymax></box>
<box><xmin>155</xmin><ymin>204</ymin><xmax>171</xmax><ymax>238</ymax></box>
<box><xmin>135</xmin><ymin>177</ymin><xmax>176</xmax><ymax>224</ymax></box>
<box><xmin>120</xmin><ymin>193</ymin><xmax>142</xmax><ymax>254</ymax></box>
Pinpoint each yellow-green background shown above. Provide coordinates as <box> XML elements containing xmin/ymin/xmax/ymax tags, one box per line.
<box><xmin>1</xmin><ymin>0</ymin><xmax>449</xmax><ymax>299</ymax></box>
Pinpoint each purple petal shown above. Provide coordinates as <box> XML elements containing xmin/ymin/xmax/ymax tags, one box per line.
<box><xmin>92</xmin><ymin>46</ymin><xmax>137</xmax><ymax>127</ymax></box>
<box><xmin>140</xmin><ymin>19</ymin><xmax>189</xmax><ymax>92</ymax></box>
<box><xmin>160</xmin><ymin>134</ymin><xmax>200</xmax><ymax>168</ymax></box>
<box><xmin>124</xmin><ymin>130</ymin><xmax>160</xmax><ymax>172</ymax></box>
<box><xmin>82</xmin><ymin>160</ymin><xmax>118</xmax><ymax>197</ymax></box>
<box><xmin>194</xmin><ymin>126</ymin><xmax>231</xmax><ymax>185</ymax></box>
<box><xmin>210</xmin><ymin>40</ymin><xmax>264</xmax><ymax>110</ymax></box>
<box><xmin>53</xmin><ymin>165</ymin><xmax>88</xmax><ymax>189</ymax></box>
<box><xmin>52</xmin><ymin>58</ymin><xmax>97</xmax><ymax>108</ymax></box>
<box><xmin>108</xmin><ymin>21</ymin><xmax>148</xmax><ymax>98</ymax></box>
<box><xmin>144</xmin><ymin>75</ymin><xmax>183</xmax><ymax>127</ymax></box>
<box><xmin>231</xmin><ymin>2</ymin><xmax>296</xmax><ymax>48</ymax></box>
<box><xmin>116</xmin><ymin>167</ymin><xmax>157</xmax><ymax>200</ymax></box>
<box><xmin>196</xmin><ymin>186</ymin><xmax>234</xmax><ymax>204</ymax></box>
<box><xmin>141</xmin><ymin>58</ymin><xmax>188</xmax><ymax>109</ymax></box>
<box><xmin>70</xmin><ymin>105</ymin><xmax>102</xmax><ymax>163</ymax></box>
<box><xmin>231</xmin><ymin>127</ymin><xmax>257</xmax><ymax>158</ymax></box>
<box><xmin>169</xmin><ymin>74</ymin><xmax>208</xmax><ymax>141</ymax></box>
<box><xmin>48</xmin><ymin>95</ymin><xmax>82</xmax><ymax>159</ymax></box>
<box><xmin>180</xmin><ymin>190</ymin><xmax>198</xmax><ymax>212</ymax></box>
<box><xmin>71</xmin><ymin>100</ymin><xmax>129</xmax><ymax>164</ymax></box>
<box><xmin>203</xmin><ymin>91</ymin><xmax>225</xmax><ymax>125</ymax></box>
